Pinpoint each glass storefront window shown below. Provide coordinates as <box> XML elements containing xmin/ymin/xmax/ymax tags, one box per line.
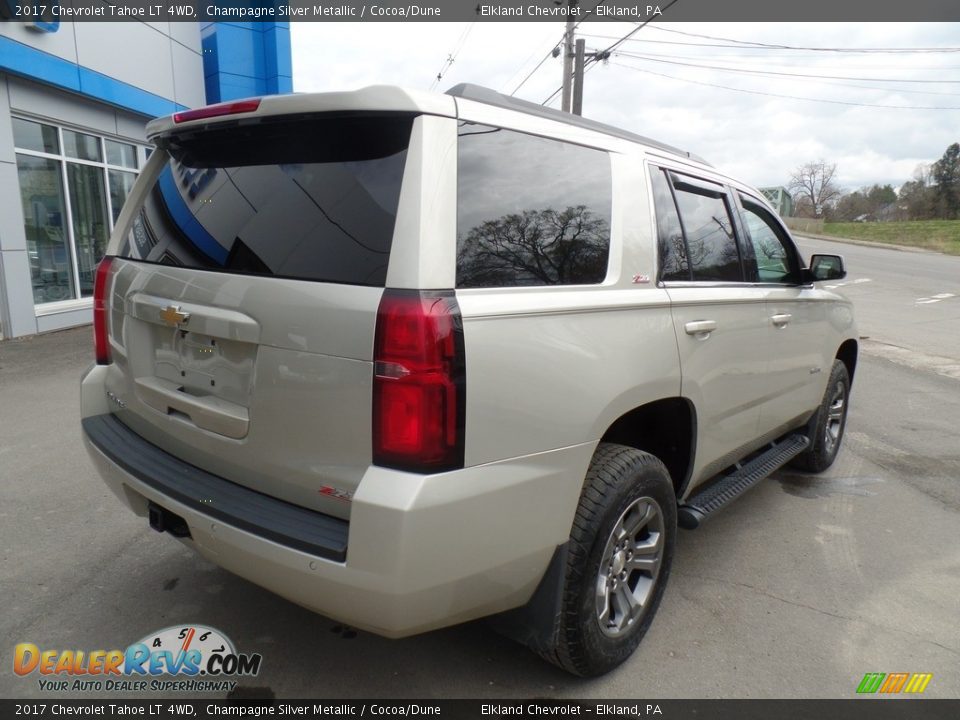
<box><xmin>13</xmin><ymin>118</ymin><xmax>145</xmax><ymax>305</ymax></box>
<box><xmin>63</xmin><ymin>130</ymin><xmax>103</xmax><ymax>162</ymax></box>
<box><xmin>108</xmin><ymin>170</ymin><xmax>137</xmax><ymax>224</ymax></box>
<box><xmin>106</xmin><ymin>139</ymin><xmax>138</xmax><ymax>169</ymax></box>
<box><xmin>67</xmin><ymin>163</ymin><xmax>110</xmax><ymax>297</ymax></box>
<box><xmin>12</xmin><ymin>118</ymin><xmax>59</xmax><ymax>154</ymax></box>
<box><xmin>16</xmin><ymin>154</ymin><xmax>76</xmax><ymax>304</ymax></box>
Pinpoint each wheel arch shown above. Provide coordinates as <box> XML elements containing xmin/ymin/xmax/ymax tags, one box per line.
<box><xmin>599</xmin><ymin>397</ymin><xmax>696</xmax><ymax>498</ymax></box>
<box><xmin>836</xmin><ymin>339</ymin><xmax>858</xmax><ymax>384</ymax></box>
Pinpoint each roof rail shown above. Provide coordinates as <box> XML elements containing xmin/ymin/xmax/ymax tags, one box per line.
<box><xmin>445</xmin><ymin>83</ymin><xmax>710</xmax><ymax>166</ymax></box>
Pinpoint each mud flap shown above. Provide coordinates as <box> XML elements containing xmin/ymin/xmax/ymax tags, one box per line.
<box><xmin>487</xmin><ymin>542</ymin><xmax>568</xmax><ymax>656</ymax></box>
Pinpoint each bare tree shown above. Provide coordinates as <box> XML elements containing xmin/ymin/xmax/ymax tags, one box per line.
<box><xmin>788</xmin><ymin>160</ymin><xmax>843</xmax><ymax>218</ymax></box>
<box><xmin>457</xmin><ymin>205</ymin><xmax>609</xmax><ymax>287</ymax></box>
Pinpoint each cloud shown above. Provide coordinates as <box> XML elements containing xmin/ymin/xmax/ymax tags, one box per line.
<box><xmin>292</xmin><ymin>21</ymin><xmax>960</xmax><ymax>191</ymax></box>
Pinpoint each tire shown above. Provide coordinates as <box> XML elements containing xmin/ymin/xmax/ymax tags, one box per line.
<box><xmin>546</xmin><ymin>443</ymin><xmax>677</xmax><ymax>677</ymax></box>
<box><xmin>791</xmin><ymin>359</ymin><xmax>851</xmax><ymax>473</ymax></box>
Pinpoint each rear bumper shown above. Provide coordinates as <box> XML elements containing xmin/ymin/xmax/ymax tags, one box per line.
<box><xmin>81</xmin><ymin>369</ymin><xmax>593</xmax><ymax>637</ymax></box>
<box><xmin>84</xmin><ymin>414</ymin><xmax>349</xmax><ymax>561</ymax></box>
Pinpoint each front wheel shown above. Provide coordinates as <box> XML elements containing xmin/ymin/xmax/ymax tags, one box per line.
<box><xmin>792</xmin><ymin>359</ymin><xmax>851</xmax><ymax>473</ymax></box>
<box><xmin>547</xmin><ymin>443</ymin><xmax>676</xmax><ymax>677</ymax></box>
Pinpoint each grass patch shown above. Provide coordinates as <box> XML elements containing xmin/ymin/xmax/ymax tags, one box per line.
<box><xmin>821</xmin><ymin>220</ymin><xmax>960</xmax><ymax>255</ymax></box>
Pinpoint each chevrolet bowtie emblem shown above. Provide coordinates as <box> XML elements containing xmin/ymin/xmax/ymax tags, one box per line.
<box><xmin>159</xmin><ymin>305</ymin><xmax>190</xmax><ymax>327</ymax></box>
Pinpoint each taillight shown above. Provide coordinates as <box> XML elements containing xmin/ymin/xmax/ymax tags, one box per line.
<box><xmin>93</xmin><ymin>256</ymin><xmax>114</xmax><ymax>365</ymax></box>
<box><xmin>173</xmin><ymin>99</ymin><xmax>261</xmax><ymax>124</ymax></box>
<box><xmin>373</xmin><ymin>290</ymin><xmax>466</xmax><ymax>473</ymax></box>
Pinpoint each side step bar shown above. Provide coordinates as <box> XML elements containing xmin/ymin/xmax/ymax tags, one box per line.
<box><xmin>678</xmin><ymin>434</ymin><xmax>810</xmax><ymax>530</ymax></box>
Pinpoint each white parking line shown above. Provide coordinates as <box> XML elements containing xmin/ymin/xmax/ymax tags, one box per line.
<box><xmin>915</xmin><ymin>292</ymin><xmax>956</xmax><ymax>305</ymax></box>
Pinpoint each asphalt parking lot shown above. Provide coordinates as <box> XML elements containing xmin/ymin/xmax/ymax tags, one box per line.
<box><xmin>1</xmin><ymin>240</ymin><xmax>958</xmax><ymax>700</ymax></box>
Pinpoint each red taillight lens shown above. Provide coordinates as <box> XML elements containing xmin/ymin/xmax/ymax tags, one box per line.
<box><xmin>173</xmin><ymin>99</ymin><xmax>261</xmax><ymax>124</ymax></box>
<box><xmin>93</xmin><ymin>256</ymin><xmax>115</xmax><ymax>365</ymax></box>
<box><xmin>373</xmin><ymin>290</ymin><xmax>465</xmax><ymax>473</ymax></box>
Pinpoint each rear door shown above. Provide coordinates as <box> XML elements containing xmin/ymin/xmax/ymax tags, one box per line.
<box><xmin>103</xmin><ymin>113</ymin><xmax>417</xmax><ymax>519</ymax></box>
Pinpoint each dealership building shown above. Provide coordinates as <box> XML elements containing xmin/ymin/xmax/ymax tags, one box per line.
<box><xmin>0</xmin><ymin>19</ymin><xmax>292</xmax><ymax>338</ymax></box>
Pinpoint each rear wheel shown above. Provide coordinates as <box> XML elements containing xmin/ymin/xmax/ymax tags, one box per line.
<box><xmin>792</xmin><ymin>359</ymin><xmax>850</xmax><ymax>473</ymax></box>
<box><xmin>547</xmin><ymin>443</ymin><xmax>676</xmax><ymax>677</ymax></box>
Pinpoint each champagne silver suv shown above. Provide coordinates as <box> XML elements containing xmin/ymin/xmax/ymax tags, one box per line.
<box><xmin>81</xmin><ymin>84</ymin><xmax>857</xmax><ymax>676</ymax></box>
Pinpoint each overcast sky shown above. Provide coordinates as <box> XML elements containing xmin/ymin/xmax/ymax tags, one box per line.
<box><xmin>291</xmin><ymin>22</ymin><xmax>960</xmax><ymax>192</ymax></box>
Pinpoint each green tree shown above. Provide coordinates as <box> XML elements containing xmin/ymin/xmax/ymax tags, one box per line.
<box><xmin>867</xmin><ymin>184</ymin><xmax>897</xmax><ymax>209</ymax></box>
<box><xmin>831</xmin><ymin>185</ymin><xmax>896</xmax><ymax>221</ymax></box>
<box><xmin>833</xmin><ymin>190</ymin><xmax>869</xmax><ymax>221</ymax></box>
<box><xmin>932</xmin><ymin>143</ymin><xmax>960</xmax><ymax>218</ymax></box>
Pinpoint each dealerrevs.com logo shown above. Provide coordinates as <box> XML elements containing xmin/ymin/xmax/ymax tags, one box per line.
<box><xmin>14</xmin><ymin>625</ymin><xmax>262</xmax><ymax>693</ymax></box>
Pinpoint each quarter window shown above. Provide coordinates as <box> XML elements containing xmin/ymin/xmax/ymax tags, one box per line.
<box><xmin>456</xmin><ymin>123</ymin><xmax>612</xmax><ymax>288</ymax></box>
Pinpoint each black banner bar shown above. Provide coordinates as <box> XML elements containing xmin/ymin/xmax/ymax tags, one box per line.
<box><xmin>1</xmin><ymin>0</ymin><xmax>959</xmax><ymax>22</ymax></box>
<box><xmin>2</xmin><ymin>699</ymin><xmax>959</xmax><ymax>720</ymax></box>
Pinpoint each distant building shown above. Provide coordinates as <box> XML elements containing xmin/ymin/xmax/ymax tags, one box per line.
<box><xmin>759</xmin><ymin>187</ymin><xmax>794</xmax><ymax>217</ymax></box>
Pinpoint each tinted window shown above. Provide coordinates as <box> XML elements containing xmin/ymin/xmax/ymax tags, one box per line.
<box><xmin>672</xmin><ymin>178</ymin><xmax>741</xmax><ymax>282</ymax></box>
<box><xmin>649</xmin><ymin>168</ymin><xmax>689</xmax><ymax>281</ymax></box>
<box><xmin>739</xmin><ymin>198</ymin><xmax>798</xmax><ymax>284</ymax></box>
<box><xmin>117</xmin><ymin>115</ymin><xmax>414</xmax><ymax>287</ymax></box>
<box><xmin>456</xmin><ymin>123</ymin><xmax>611</xmax><ymax>288</ymax></box>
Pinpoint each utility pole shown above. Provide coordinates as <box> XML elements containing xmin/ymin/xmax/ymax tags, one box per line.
<box><xmin>572</xmin><ymin>38</ymin><xmax>586</xmax><ymax>116</ymax></box>
<box><xmin>560</xmin><ymin>0</ymin><xmax>578</xmax><ymax>113</ymax></box>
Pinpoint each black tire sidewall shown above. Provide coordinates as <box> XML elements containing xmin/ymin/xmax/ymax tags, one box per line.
<box><xmin>568</xmin><ymin>450</ymin><xmax>677</xmax><ymax>675</ymax></box>
<box><xmin>809</xmin><ymin>360</ymin><xmax>850</xmax><ymax>471</ymax></box>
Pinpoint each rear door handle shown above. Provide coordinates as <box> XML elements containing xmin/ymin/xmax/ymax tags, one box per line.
<box><xmin>771</xmin><ymin>313</ymin><xmax>792</xmax><ymax>327</ymax></box>
<box><xmin>684</xmin><ymin>320</ymin><xmax>717</xmax><ymax>336</ymax></box>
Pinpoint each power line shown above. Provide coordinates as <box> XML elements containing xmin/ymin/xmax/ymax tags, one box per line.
<box><xmin>609</xmin><ymin>60</ymin><xmax>960</xmax><ymax>110</ymax></box>
<box><xmin>614</xmin><ymin>50</ymin><xmax>960</xmax><ymax>84</ymax></box>
<box><xmin>646</xmin><ymin>26</ymin><xmax>960</xmax><ymax>54</ymax></box>
<box><xmin>429</xmin><ymin>23</ymin><xmax>475</xmax><ymax>90</ymax></box>
<box><xmin>580</xmin><ymin>32</ymin><xmax>960</xmax><ymax>55</ymax></box>
<box><xmin>613</xmin><ymin>52</ymin><xmax>960</xmax><ymax>97</ymax></box>
<box><xmin>596</xmin><ymin>0</ymin><xmax>680</xmax><ymax>56</ymax></box>
<box><xmin>502</xmin><ymin>29</ymin><xmax>562</xmax><ymax>94</ymax></box>
<box><xmin>510</xmin><ymin>45</ymin><xmax>559</xmax><ymax>96</ymax></box>
<box><xmin>543</xmin><ymin>58</ymin><xmax>601</xmax><ymax>107</ymax></box>
<box><xmin>584</xmin><ymin>44</ymin><xmax>960</xmax><ymax>70</ymax></box>
<box><xmin>509</xmin><ymin>1</ymin><xmax>605</xmax><ymax>97</ymax></box>
<box><xmin>540</xmin><ymin>0</ymin><xmax>679</xmax><ymax>106</ymax></box>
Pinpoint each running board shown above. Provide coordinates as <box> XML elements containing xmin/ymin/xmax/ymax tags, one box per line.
<box><xmin>678</xmin><ymin>434</ymin><xmax>810</xmax><ymax>530</ymax></box>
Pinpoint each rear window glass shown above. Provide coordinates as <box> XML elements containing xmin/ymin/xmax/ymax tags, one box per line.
<box><xmin>456</xmin><ymin>123</ymin><xmax>612</xmax><ymax>288</ymax></box>
<box><xmin>118</xmin><ymin>114</ymin><xmax>414</xmax><ymax>287</ymax></box>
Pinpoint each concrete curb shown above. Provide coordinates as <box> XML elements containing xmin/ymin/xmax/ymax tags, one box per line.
<box><xmin>793</xmin><ymin>232</ymin><xmax>939</xmax><ymax>254</ymax></box>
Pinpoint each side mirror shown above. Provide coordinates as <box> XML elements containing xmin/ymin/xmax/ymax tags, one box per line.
<box><xmin>809</xmin><ymin>254</ymin><xmax>846</xmax><ymax>281</ymax></box>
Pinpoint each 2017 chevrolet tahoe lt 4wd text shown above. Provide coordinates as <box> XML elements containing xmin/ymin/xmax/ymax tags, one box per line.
<box><xmin>81</xmin><ymin>84</ymin><xmax>857</xmax><ymax>676</ymax></box>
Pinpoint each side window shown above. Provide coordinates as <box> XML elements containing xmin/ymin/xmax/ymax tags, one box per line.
<box><xmin>739</xmin><ymin>197</ymin><xmax>799</xmax><ymax>284</ymax></box>
<box><xmin>456</xmin><ymin>123</ymin><xmax>611</xmax><ymax>288</ymax></box>
<box><xmin>671</xmin><ymin>176</ymin><xmax>742</xmax><ymax>282</ymax></box>
<box><xmin>649</xmin><ymin>168</ymin><xmax>689</xmax><ymax>281</ymax></box>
